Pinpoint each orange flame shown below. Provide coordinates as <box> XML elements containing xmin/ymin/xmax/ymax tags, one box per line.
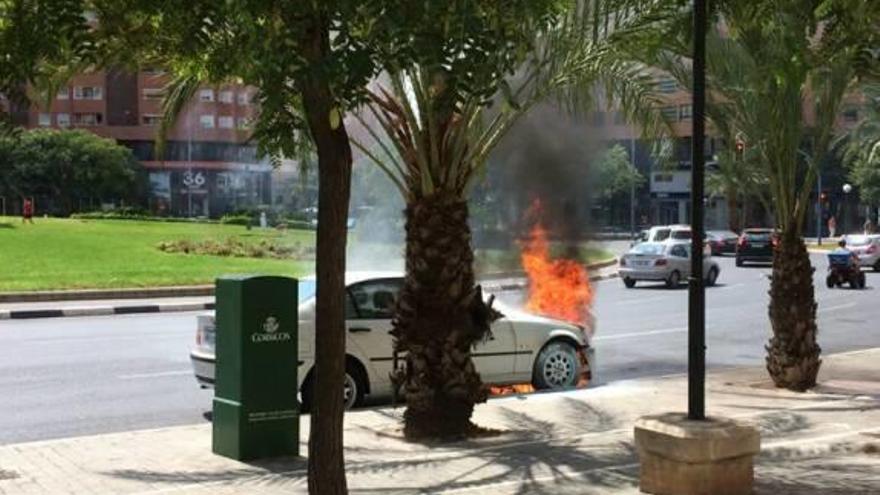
<box><xmin>520</xmin><ymin>201</ymin><xmax>593</xmax><ymax>327</ymax></box>
<box><xmin>489</xmin><ymin>384</ymin><xmax>536</xmax><ymax>396</ymax></box>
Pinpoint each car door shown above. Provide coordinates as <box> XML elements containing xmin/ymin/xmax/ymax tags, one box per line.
<box><xmin>472</xmin><ymin>317</ymin><xmax>518</xmax><ymax>384</ymax></box>
<box><xmin>668</xmin><ymin>244</ymin><xmax>691</xmax><ymax>277</ymax></box>
<box><xmin>345</xmin><ymin>278</ymin><xmax>402</xmax><ymax>396</ymax></box>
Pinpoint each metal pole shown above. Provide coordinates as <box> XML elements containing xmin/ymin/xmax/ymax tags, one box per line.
<box><xmin>688</xmin><ymin>0</ymin><xmax>707</xmax><ymax>421</ymax></box>
<box><xmin>816</xmin><ymin>174</ymin><xmax>823</xmax><ymax>245</ymax></box>
<box><xmin>630</xmin><ymin>137</ymin><xmax>637</xmax><ymax>240</ymax></box>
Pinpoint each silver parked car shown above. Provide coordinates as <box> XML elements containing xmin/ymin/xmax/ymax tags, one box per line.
<box><xmin>845</xmin><ymin>234</ymin><xmax>880</xmax><ymax>271</ymax></box>
<box><xmin>619</xmin><ymin>241</ymin><xmax>720</xmax><ymax>289</ymax></box>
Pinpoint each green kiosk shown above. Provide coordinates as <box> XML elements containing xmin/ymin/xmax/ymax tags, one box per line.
<box><xmin>212</xmin><ymin>275</ymin><xmax>300</xmax><ymax>460</ymax></box>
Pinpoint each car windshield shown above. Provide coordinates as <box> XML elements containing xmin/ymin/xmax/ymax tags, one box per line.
<box><xmin>745</xmin><ymin>231</ymin><xmax>772</xmax><ymax>241</ymax></box>
<box><xmin>671</xmin><ymin>230</ymin><xmax>691</xmax><ymax>240</ymax></box>
<box><xmin>299</xmin><ymin>280</ymin><xmax>317</xmax><ymax>303</ymax></box>
<box><xmin>846</xmin><ymin>236</ymin><xmax>871</xmax><ymax>247</ymax></box>
<box><xmin>632</xmin><ymin>243</ymin><xmax>665</xmax><ymax>255</ymax></box>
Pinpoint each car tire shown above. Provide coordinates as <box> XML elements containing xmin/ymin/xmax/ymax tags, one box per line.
<box><xmin>532</xmin><ymin>341</ymin><xmax>581</xmax><ymax>390</ymax></box>
<box><xmin>665</xmin><ymin>270</ymin><xmax>681</xmax><ymax>289</ymax></box>
<box><xmin>826</xmin><ymin>275</ymin><xmax>835</xmax><ymax>289</ymax></box>
<box><xmin>735</xmin><ymin>257</ymin><xmax>744</xmax><ymax>267</ymax></box>
<box><xmin>300</xmin><ymin>363</ymin><xmax>365</xmax><ymax>413</ymax></box>
<box><xmin>705</xmin><ymin>267</ymin><xmax>718</xmax><ymax>287</ymax></box>
<box><xmin>874</xmin><ymin>260</ymin><xmax>880</xmax><ymax>273</ymax></box>
<box><xmin>623</xmin><ymin>277</ymin><xmax>636</xmax><ymax>288</ymax></box>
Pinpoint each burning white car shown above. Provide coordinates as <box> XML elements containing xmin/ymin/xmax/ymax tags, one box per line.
<box><xmin>190</xmin><ymin>271</ymin><xmax>595</xmax><ymax>410</ymax></box>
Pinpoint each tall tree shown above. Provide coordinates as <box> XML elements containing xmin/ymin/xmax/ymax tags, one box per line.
<box><xmin>89</xmin><ymin>2</ymin><xmax>400</xmax><ymax>492</ymax></box>
<box><xmin>642</xmin><ymin>0</ymin><xmax>879</xmax><ymax>390</ymax></box>
<box><xmin>354</xmin><ymin>0</ymin><xmax>667</xmax><ymax>438</ymax></box>
<box><xmin>840</xmin><ymin>83</ymin><xmax>880</xmax><ymax>209</ymax></box>
<box><xmin>0</xmin><ymin>0</ymin><xmax>90</xmax><ymax>136</ymax></box>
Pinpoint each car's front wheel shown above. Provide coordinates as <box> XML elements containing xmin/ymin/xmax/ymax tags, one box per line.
<box><xmin>705</xmin><ymin>267</ymin><xmax>718</xmax><ymax>287</ymax></box>
<box><xmin>301</xmin><ymin>364</ymin><xmax>365</xmax><ymax>412</ymax></box>
<box><xmin>874</xmin><ymin>260</ymin><xmax>880</xmax><ymax>272</ymax></box>
<box><xmin>665</xmin><ymin>270</ymin><xmax>681</xmax><ymax>289</ymax></box>
<box><xmin>623</xmin><ymin>277</ymin><xmax>636</xmax><ymax>288</ymax></box>
<box><xmin>532</xmin><ymin>341</ymin><xmax>581</xmax><ymax>390</ymax></box>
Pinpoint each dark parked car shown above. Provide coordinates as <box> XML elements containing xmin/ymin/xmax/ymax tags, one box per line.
<box><xmin>735</xmin><ymin>228</ymin><xmax>778</xmax><ymax>266</ymax></box>
<box><xmin>707</xmin><ymin>230</ymin><xmax>739</xmax><ymax>256</ymax></box>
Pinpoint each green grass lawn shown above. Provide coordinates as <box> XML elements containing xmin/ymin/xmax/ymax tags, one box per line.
<box><xmin>0</xmin><ymin>216</ymin><xmax>614</xmax><ymax>292</ymax></box>
<box><xmin>0</xmin><ymin>216</ymin><xmax>315</xmax><ymax>292</ymax></box>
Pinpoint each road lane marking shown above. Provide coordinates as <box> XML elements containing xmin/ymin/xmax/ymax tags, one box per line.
<box><xmin>594</xmin><ymin>327</ymin><xmax>687</xmax><ymax>341</ymax></box>
<box><xmin>817</xmin><ymin>302</ymin><xmax>857</xmax><ymax>314</ymax></box>
<box><xmin>117</xmin><ymin>370</ymin><xmax>192</xmax><ymax>380</ymax></box>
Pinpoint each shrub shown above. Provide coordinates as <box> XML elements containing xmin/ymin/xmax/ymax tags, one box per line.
<box><xmin>220</xmin><ymin>213</ymin><xmax>254</xmax><ymax>226</ymax></box>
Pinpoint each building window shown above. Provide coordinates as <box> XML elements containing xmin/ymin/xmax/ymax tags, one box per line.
<box><xmin>237</xmin><ymin>92</ymin><xmax>250</xmax><ymax>105</ymax></box>
<box><xmin>199</xmin><ymin>89</ymin><xmax>215</xmax><ymax>102</ymax></box>
<box><xmin>56</xmin><ymin>113</ymin><xmax>70</xmax><ymax>127</ymax></box>
<box><xmin>679</xmin><ymin>104</ymin><xmax>692</xmax><ymax>120</ymax></box>
<box><xmin>142</xmin><ymin>67</ymin><xmax>166</xmax><ymax>76</ymax></box>
<box><xmin>56</xmin><ymin>88</ymin><xmax>69</xmax><ymax>100</ymax></box>
<box><xmin>142</xmin><ymin>88</ymin><xmax>164</xmax><ymax>100</ymax></box>
<box><xmin>660</xmin><ymin>106</ymin><xmax>679</xmax><ymax>121</ymax></box>
<box><xmin>236</xmin><ymin>117</ymin><xmax>252</xmax><ymax>129</ymax></box>
<box><xmin>142</xmin><ymin>114</ymin><xmax>162</xmax><ymax>126</ymax></box>
<box><xmin>842</xmin><ymin>108</ymin><xmax>859</xmax><ymax>123</ymax></box>
<box><xmin>73</xmin><ymin>86</ymin><xmax>103</xmax><ymax>100</ymax></box>
<box><xmin>656</xmin><ymin>78</ymin><xmax>678</xmax><ymax>93</ymax></box>
<box><xmin>73</xmin><ymin>112</ymin><xmax>103</xmax><ymax>125</ymax></box>
<box><xmin>653</xmin><ymin>173</ymin><xmax>674</xmax><ymax>183</ymax></box>
<box><xmin>219</xmin><ymin>91</ymin><xmax>234</xmax><ymax>104</ymax></box>
<box><xmin>218</xmin><ymin>116</ymin><xmax>234</xmax><ymax>129</ymax></box>
<box><xmin>200</xmin><ymin>115</ymin><xmax>215</xmax><ymax>129</ymax></box>
<box><xmin>38</xmin><ymin>113</ymin><xmax>52</xmax><ymax>126</ymax></box>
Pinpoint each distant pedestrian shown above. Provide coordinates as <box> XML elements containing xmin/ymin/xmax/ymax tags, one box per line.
<box><xmin>864</xmin><ymin>218</ymin><xmax>875</xmax><ymax>235</ymax></box>
<box><xmin>828</xmin><ymin>215</ymin><xmax>836</xmax><ymax>238</ymax></box>
<box><xmin>21</xmin><ymin>198</ymin><xmax>34</xmax><ymax>224</ymax></box>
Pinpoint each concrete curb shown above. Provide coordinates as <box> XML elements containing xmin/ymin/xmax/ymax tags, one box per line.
<box><xmin>0</xmin><ymin>301</ymin><xmax>215</xmax><ymax>320</ymax></box>
<box><xmin>482</xmin><ymin>261</ymin><xmax>619</xmax><ymax>293</ymax></box>
<box><xmin>480</xmin><ymin>257</ymin><xmax>618</xmax><ymax>282</ymax></box>
<box><xmin>0</xmin><ymin>285</ymin><xmax>214</xmax><ymax>304</ymax></box>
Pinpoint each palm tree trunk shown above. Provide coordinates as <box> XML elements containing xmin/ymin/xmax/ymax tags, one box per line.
<box><xmin>392</xmin><ymin>190</ymin><xmax>498</xmax><ymax>440</ymax></box>
<box><xmin>726</xmin><ymin>193</ymin><xmax>740</xmax><ymax>232</ymax></box>
<box><xmin>766</xmin><ymin>231</ymin><xmax>821</xmax><ymax>391</ymax></box>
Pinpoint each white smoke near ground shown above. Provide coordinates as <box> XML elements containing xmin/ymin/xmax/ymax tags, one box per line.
<box><xmin>347</xmin><ymin>158</ymin><xmax>406</xmax><ymax>272</ymax></box>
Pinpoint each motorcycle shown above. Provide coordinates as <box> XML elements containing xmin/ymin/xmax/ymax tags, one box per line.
<box><xmin>826</xmin><ymin>251</ymin><xmax>866</xmax><ymax>289</ymax></box>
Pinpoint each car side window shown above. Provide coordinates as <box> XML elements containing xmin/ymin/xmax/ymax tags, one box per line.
<box><xmin>670</xmin><ymin>245</ymin><xmax>688</xmax><ymax>258</ymax></box>
<box><xmin>655</xmin><ymin>229</ymin><xmax>671</xmax><ymax>241</ymax></box>
<box><xmin>347</xmin><ymin>279</ymin><xmax>402</xmax><ymax>320</ymax></box>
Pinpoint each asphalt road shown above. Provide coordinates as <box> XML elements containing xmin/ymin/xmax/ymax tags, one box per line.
<box><xmin>2</xmin><ymin>252</ymin><xmax>879</xmax><ymax>444</ymax></box>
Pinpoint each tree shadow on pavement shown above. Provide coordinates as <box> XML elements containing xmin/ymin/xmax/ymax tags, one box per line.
<box><xmin>755</xmin><ymin>445</ymin><xmax>880</xmax><ymax>494</ymax></box>
<box><xmin>342</xmin><ymin>405</ymin><xmax>640</xmax><ymax>494</ymax></box>
<box><xmin>101</xmin><ymin>455</ymin><xmax>307</xmax><ymax>485</ymax></box>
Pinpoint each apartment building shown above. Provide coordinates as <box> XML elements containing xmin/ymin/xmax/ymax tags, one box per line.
<box><xmin>8</xmin><ymin>67</ymin><xmax>271</xmax><ymax>218</ymax></box>
<box><xmin>593</xmin><ymin>74</ymin><xmax>865</xmax><ymax>232</ymax></box>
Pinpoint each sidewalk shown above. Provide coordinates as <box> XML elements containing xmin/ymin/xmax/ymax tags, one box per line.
<box><xmin>1</xmin><ymin>349</ymin><xmax>877</xmax><ymax>494</ymax></box>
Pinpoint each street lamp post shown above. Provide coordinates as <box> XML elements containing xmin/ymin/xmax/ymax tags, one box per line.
<box><xmin>843</xmin><ymin>183</ymin><xmax>852</xmax><ymax>237</ymax></box>
<box><xmin>688</xmin><ymin>0</ymin><xmax>707</xmax><ymax>421</ymax></box>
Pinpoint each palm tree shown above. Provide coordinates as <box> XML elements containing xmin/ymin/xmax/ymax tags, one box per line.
<box><xmin>840</xmin><ymin>83</ymin><xmax>880</xmax><ymax>210</ymax></box>
<box><xmin>353</xmin><ymin>0</ymin><xmax>668</xmax><ymax>438</ymax></box>
<box><xmin>638</xmin><ymin>0</ymin><xmax>877</xmax><ymax>391</ymax></box>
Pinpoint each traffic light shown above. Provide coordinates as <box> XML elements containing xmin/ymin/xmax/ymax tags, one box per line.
<box><xmin>734</xmin><ymin>138</ymin><xmax>745</xmax><ymax>160</ymax></box>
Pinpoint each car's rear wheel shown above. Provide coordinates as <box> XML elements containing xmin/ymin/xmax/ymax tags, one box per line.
<box><xmin>735</xmin><ymin>257</ymin><xmax>744</xmax><ymax>267</ymax></box>
<box><xmin>301</xmin><ymin>363</ymin><xmax>365</xmax><ymax>413</ymax></box>
<box><xmin>665</xmin><ymin>270</ymin><xmax>681</xmax><ymax>289</ymax></box>
<box><xmin>705</xmin><ymin>267</ymin><xmax>718</xmax><ymax>287</ymax></box>
<box><xmin>874</xmin><ymin>260</ymin><xmax>880</xmax><ymax>272</ymax></box>
<box><xmin>826</xmin><ymin>275</ymin><xmax>835</xmax><ymax>289</ymax></box>
<box><xmin>623</xmin><ymin>277</ymin><xmax>636</xmax><ymax>288</ymax></box>
<box><xmin>532</xmin><ymin>341</ymin><xmax>581</xmax><ymax>390</ymax></box>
